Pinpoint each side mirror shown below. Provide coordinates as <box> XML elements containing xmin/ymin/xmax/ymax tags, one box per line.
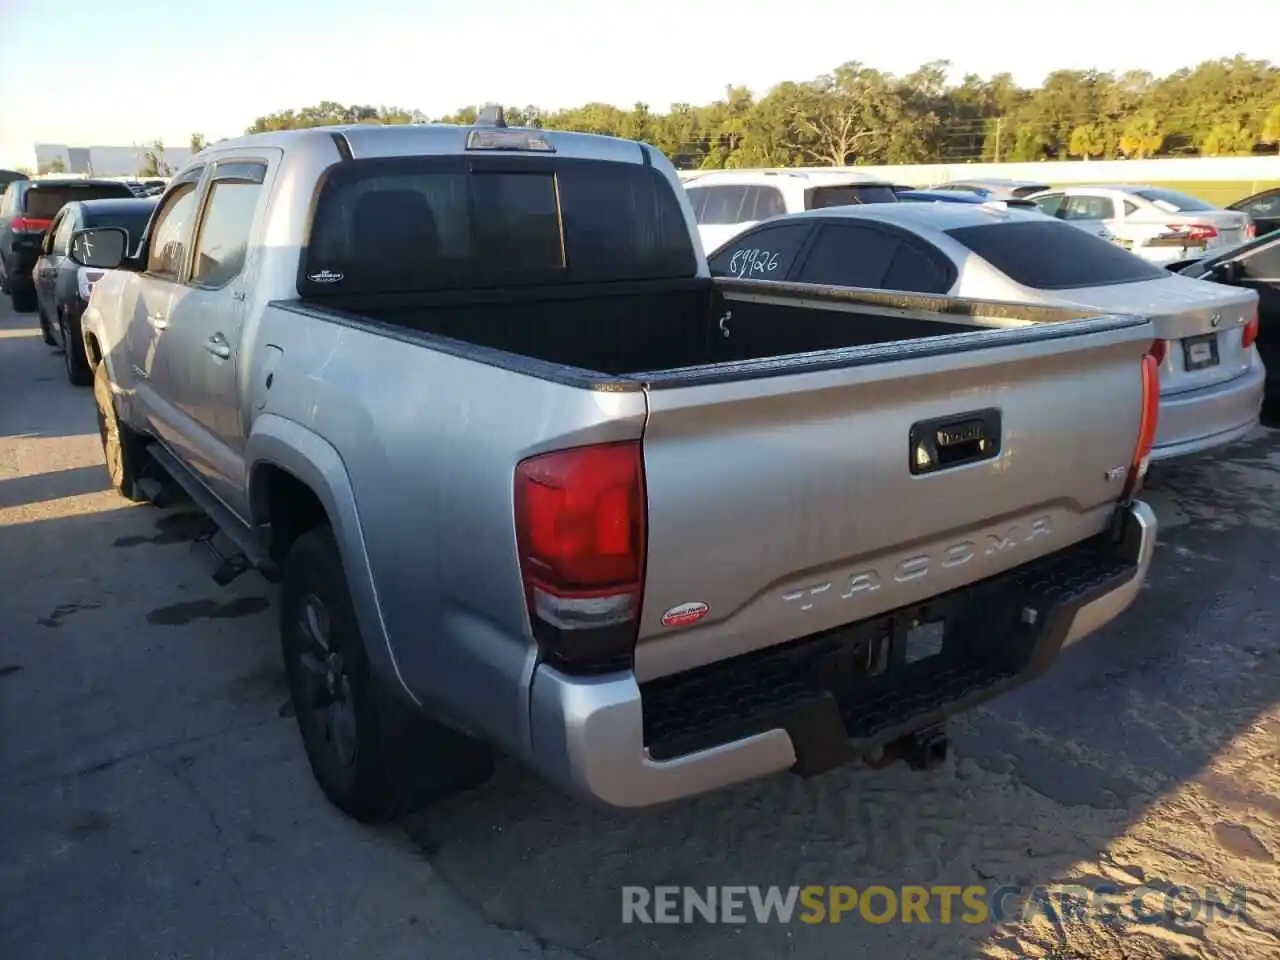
<box><xmin>69</xmin><ymin>227</ymin><xmax>128</xmax><ymax>269</ymax></box>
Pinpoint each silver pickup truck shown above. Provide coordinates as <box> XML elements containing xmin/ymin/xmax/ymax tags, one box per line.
<box><xmin>74</xmin><ymin>115</ymin><xmax>1160</xmax><ymax>822</ymax></box>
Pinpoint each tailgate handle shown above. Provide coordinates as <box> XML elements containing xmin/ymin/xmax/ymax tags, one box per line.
<box><xmin>909</xmin><ymin>409</ymin><xmax>1002</xmax><ymax>476</ymax></box>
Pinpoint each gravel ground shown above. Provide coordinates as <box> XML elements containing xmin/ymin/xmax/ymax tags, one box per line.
<box><xmin>1</xmin><ymin>301</ymin><xmax>1277</xmax><ymax>960</ymax></box>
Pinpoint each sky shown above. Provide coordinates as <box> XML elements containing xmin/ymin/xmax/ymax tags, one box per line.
<box><xmin>0</xmin><ymin>0</ymin><xmax>1275</xmax><ymax>168</ymax></box>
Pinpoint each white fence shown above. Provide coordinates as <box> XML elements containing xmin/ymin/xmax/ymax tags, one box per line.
<box><xmin>678</xmin><ymin>155</ymin><xmax>1280</xmax><ymax>187</ymax></box>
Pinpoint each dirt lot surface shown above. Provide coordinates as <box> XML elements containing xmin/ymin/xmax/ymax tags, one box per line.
<box><xmin>2</xmin><ymin>301</ymin><xmax>1277</xmax><ymax>960</ymax></box>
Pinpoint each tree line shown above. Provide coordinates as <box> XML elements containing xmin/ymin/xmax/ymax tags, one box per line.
<box><xmin>211</xmin><ymin>55</ymin><xmax>1279</xmax><ymax>172</ymax></box>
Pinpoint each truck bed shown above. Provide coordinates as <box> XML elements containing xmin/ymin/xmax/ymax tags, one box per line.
<box><xmin>293</xmin><ymin>277</ymin><xmax>1110</xmax><ymax>383</ymax></box>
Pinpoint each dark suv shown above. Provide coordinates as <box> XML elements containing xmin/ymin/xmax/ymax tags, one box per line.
<box><xmin>0</xmin><ymin>178</ymin><xmax>136</xmax><ymax>312</ymax></box>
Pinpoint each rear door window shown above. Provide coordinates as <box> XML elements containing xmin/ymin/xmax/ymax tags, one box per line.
<box><xmin>707</xmin><ymin>222</ymin><xmax>813</xmax><ymax>280</ymax></box>
<box><xmin>744</xmin><ymin>186</ymin><xmax>786</xmax><ymax>220</ymax></box>
<box><xmin>1031</xmin><ymin>193</ymin><xmax>1064</xmax><ymax>217</ymax></box>
<box><xmin>301</xmin><ymin>155</ymin><xmax>696</xmax><ymax>295</ymax></box>
<box><xmin>1062</xmin><ymin>195</ymin><xmax>1117</xmax><ymax>221</ymax></box>
<box><xmin>793</xmin><ymin>222</ymin><xmax>902</xmax><ymax>288</ymax></box>
<box><xmin>696</xmin><ymin>185</ymin><xmax>749</xmax><ymax>225</ymax></box>
<box><xmin>191</xmin><ymin>161</ymin><xmax>267</xmax><ymax>288</ymax></box>
<box><xmin>946</xmin><ymin>220</ymin><xmax>1169</xmax><ymax>290</ymax></box>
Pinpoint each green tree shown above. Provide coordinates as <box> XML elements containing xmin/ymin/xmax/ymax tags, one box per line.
<box><xmin>1118</xmin><ymin>114</ymin><xmax>1165</xmax><ymax>158</ymax></box>
<box><xmin>190</xmin><ymin>133</ymin><xmax>209</xmax><ymax>154</ymax></box>
<box><xmin>248</xmin><ymin>55</ymin><xmax>1280</xmax><ymax>169</ymax></box>
<box><xmin>1200</xmin><ymin>121</ymin><xmax>1255</xmax><ymax>156</ymax></box>
<box><xmin>1261</xmin><ymin>103</ymin><xmax>1280</xmax><ymax>153</ymax></box>
<box><xmin>43</xmin><ymin>156</ymin><xmax>67</xmax><ymax>174</ymax></box>
<box><xmin>1068</xmin><ymin>124</ymin><xmax>1108</xmax><ymax>158</ymax></box>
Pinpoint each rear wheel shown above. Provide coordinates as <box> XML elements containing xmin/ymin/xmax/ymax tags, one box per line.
<box><xmin>280</xmin><ymin>527</ymin><xmax>492</xmax><ymax>823</ymax></box>
<box><xmin>60</xmin><ymin>311</ymin><xmax>92</xmax><ymax>386</ymax></box>
<box><xmin>93</xmin><ymin>361</ymin><xmax>149</xmax><ymax>502</ymax></box>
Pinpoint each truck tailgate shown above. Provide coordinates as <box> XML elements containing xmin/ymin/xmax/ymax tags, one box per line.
<box><xmin>635</xmin><ymin>315</ymin><xmax>1154</xmax><ymax>681</ymax></box>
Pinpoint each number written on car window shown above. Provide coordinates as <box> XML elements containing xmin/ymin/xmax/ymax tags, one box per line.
<box><xmin>726</xmin><ymin>247</ymin><xmax>781</xmax><ymax>279</ymax></box>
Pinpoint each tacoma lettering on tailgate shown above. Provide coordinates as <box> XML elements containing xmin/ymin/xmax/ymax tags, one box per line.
<box><xmin>782</xmin><ymin>516</ymin><xmax>1053</xmax><ymax>613</ymax></box>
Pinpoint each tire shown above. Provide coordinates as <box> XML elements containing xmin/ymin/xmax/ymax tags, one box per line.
<box><xmin>37</xmin><ymin>301</ymin><xmax>57</xmax><ymax>346</ymax></box>
<box><xmin>92</xmin><ymin>361</ymin><xmax>150</xmax><ymax>502</ymax></box>
<box><xmin>60</xmin><ymin>311</ymin><xmax>92</xmax><ymax>386</ymax></box>
<box><xmin>10</xmin><ymin>282</ymin><xmax>37</xmax><ymax>314</ymax></box>
<box><xmin>280</xmin><ymin>527</ymin><xmax>493</xmax><ymax>823</ymax></box>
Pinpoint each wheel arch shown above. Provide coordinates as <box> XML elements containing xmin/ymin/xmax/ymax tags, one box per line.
<box><xmin>246</xmin><ymin>414</ymin><xmax>420</xmax><ymax>708</ymax></box>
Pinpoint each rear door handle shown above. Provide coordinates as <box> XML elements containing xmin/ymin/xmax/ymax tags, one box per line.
<box><xmin>203</xmin><ymin>332</ymin><xmax>231</xmax><ymax>359</ymax></box>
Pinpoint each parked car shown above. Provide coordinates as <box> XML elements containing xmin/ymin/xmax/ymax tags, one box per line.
<box><xmin>1175</xmin><ymin>230</ymin><xmax>1278</xmax><ymax>404</ymax></box>
<box><xmin>33</xmin><ymin>196</ymin><xmax>157</xmax><ymax>384</ymax></box>
<box><xmin>1228</xmin><ymin>187</ymin><xmax>1280</xmax><ymax>239</ymax></box>
<box><xmin>928</xmin><ymin>177</ymin><xmax>1051</xmax><ymax>200</ymax></box>
<box><xmin>1027</xmin><ymin>185</ymin><xmax>1253</xmax><ymax>266</ymax></box>
<box><xmin>707</xmin><ymin>202</ymin><xmax>1262</xmax><ymax>462</ymax></box>
<box><xmin>682</xmin><ymin>169</ymin><xmax>898</xmax><ymax>253</ymax></box>
<box><xmin>76</xmin><ymin>119</ymin><xmax>1157</xmax><ymax>822</ymax></box>
<box><xmin>0</xmin><ymin>177</ymin><xmax>137</xmax><ymax>311</ymax></box>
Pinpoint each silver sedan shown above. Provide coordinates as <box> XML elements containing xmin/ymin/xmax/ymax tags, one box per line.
<box><xmin>707</xmin><ymin>202</ymin><xmax>1264</xmax><ymax>462</ymax></box>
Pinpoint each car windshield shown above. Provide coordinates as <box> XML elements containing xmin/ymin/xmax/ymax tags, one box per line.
<box><xmin>946</xmin><ymin>220</ymin><xmax>1169</xmax><ymax>290</ymax></box>
<box><xmin>1132</xmin><ymin>188</ymin><xmax>1216</xmax><ymax>213</ymax></box>
<box><xmin>25</xmin><ymin>184</ymin><xmax>135</xmax><ymax>219</ymax></box>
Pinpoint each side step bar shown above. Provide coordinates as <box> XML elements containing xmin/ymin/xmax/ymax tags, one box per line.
<box><xmin>144</xmin><ymin>443</ymin><xmax>280</xmax><ymax>584</ymax></box>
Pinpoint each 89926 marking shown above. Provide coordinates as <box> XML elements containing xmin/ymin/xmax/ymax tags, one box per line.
<box><xmin>727</xmin><ymin>248</ymin><xmax>781</xmax><ymax>279</ymax></box>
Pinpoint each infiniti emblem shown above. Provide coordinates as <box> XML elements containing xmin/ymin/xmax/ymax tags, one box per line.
<box><xmin>1210</xmin><ymin>312</ymin><xmax>1222</xmax><ymax>327</ymax></box>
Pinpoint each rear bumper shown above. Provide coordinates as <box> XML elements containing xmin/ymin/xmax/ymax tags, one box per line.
<box><xmin>528</xmin><ymin>500</ymin><xmax>1157</xmax><ymax>808</ymax></box>
<box><xmin>1150</xmin><ymin>361</ymin><xmax>1265</xmax><ymax>462</ymax></box>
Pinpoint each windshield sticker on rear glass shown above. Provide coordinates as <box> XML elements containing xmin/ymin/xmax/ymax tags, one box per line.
<box><xmin>307</xmin><ymin>269</ymin><xmax>344</xmax><ymax>284</ymax></box>
<box><xmin>727</xmin><ymin>248</ymin><xmax>781</xmax><ymax>280</ymax></box>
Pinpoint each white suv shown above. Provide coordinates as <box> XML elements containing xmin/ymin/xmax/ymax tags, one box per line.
<box><xmin>682</xmin><ymin>170</ymin><xmax>898</xmax><ymax>253</ymax></box>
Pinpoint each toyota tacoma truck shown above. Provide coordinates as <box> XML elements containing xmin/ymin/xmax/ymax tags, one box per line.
<box><xmin>74</xmin><ymin>113</ymin><xmax>1160</xmax><ymax>822</ymax></box>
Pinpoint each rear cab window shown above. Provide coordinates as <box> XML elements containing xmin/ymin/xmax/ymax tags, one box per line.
<box><xmin>946</xmin><ymin>220</ymin><xmax>1169</xmax><ymax>290</ymax></box>
<box><xmin>805</xmin><ymin>184</ymin><xmax>898</xmax><ymax>209</ymax></box>
<box><xmin>301</xmin><ymin>155</ymin><xmax>697</xmax><ymax>295</ymax></box>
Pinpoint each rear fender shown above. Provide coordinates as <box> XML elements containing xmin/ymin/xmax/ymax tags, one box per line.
<box><xmin>246</xmin><ymin>414</ymin><xmax>418</xmax><ymax>707</ymax></box>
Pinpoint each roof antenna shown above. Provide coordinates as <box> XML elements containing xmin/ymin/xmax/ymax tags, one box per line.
<box><xmin>475</xmin><ymin>103</ymin><xmax>507</xmax><ymax>128</ymax></box>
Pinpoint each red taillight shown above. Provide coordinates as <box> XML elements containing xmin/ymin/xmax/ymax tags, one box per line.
<box><xmin>12</xmin><ymin>216</ymin><xmax>52</xmax><ymax>233</ymax></box>
<box><xmin>1242</xmin><ymin>310</ymin><xmax>1259</xmax><ymax>349</ymax></box>
<box><xmin>1245</xmin><ymin>223</ymin><xmax>1257</xmax><ymax>240</ymax></box>
<box><xmin>1149</xmin><ymin>339</ymin><xmax>1168</xmax><ymax>366</ymax></box>
<box><xmin>514</xmin><ymin>441</ymin><xmax>646</xmax><ymax>671</ymax></box>
<box><xmin>1179</xmin><ymin>224</ymin><xmax>1218</xmax><ymax>243</ymax></box>
<box><xmin>1122</xmin><ymin>352</ymin><xmax>1161</xmax><ymax>501</ymax></box>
